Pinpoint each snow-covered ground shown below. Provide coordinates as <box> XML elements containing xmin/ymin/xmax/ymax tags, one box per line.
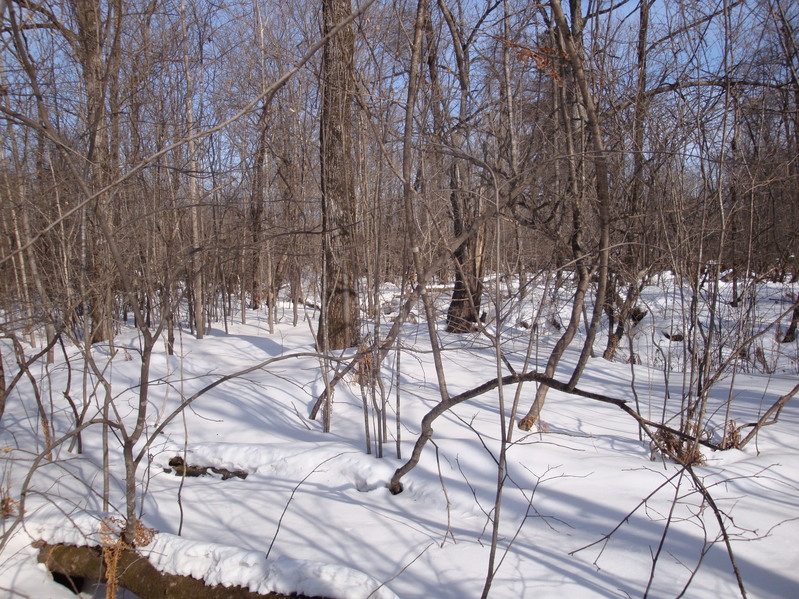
<box><xmin>1</xmin><ymin>275</ymin><xmax>797</xmax><ymax>598</ymax></box>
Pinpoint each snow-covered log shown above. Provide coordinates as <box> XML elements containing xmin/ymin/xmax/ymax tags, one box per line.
<box><xmin>36</xmin><ymin>542</ymin><xmax>323</xmax><ymax>599</ymax></box>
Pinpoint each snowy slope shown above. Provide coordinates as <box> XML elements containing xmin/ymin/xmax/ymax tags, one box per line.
<box><xmin>1</xmin><ymin>277</ymin><xmax>797</xmax><ymax>598</ymax></box>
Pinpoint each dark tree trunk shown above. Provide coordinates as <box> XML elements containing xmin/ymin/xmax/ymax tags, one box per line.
<box><xmin>782</xmin><ymin>302</ymin><xmax>799</xmax><ymax>343</ymax></box>
<box><xmin>445</xmin><ymin>183</ymin><xmax>483</xmax><ymax>333</ymax></box>
<box><xmin>445</xmin><ymin>248</ymin><xmax>484</xmax><ymax>333</ymax></box>
<box><xmin>317</xmin><ymin>0</ymin><xmax>359</xmax><ymax>350</ymax></box>
<box><xmin>249</xmin><ymin>109</ymin><xmax>268</xmax><ymax>310</ymax></box>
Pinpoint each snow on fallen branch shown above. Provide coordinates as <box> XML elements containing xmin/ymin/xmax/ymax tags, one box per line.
<box><xmin>37</xmin><ymin>538</ymin><xmax>397</xmax><ymax>599</ymax></box>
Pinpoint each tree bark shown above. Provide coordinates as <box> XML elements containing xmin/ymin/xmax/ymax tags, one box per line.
<box><xmin>249</xmin><ymin>108</ymin><xmax>269</xmax><ymax>310</ymax></box>
<box><xmin>438</xmin><ymin>0</ymin><xmax>487</xmax><ymax>334</ymax></box>
<box><xmin>73</xmin><ymin>0</ymin><xmax>121</xmax><ymax>345</ymax></box>
<box><xmin>781</xmin><ymin>301</ymin><xmax>799</xmax><ymax>343</ymax></box>
<box><xmin>180</xmin><ymin>0</ymin><xmax>205</xmax><ymax>339</ymax></box>
<box><xmin>318</xmin><ymin>0</ymin><xmax>360</xmax><ymax>350</ymax></box>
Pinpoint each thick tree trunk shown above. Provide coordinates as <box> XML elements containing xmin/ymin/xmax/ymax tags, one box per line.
<box><xmin>446</xmin><ymin>273</ymin><xmax>479</xmax><ymax>333</ymax></box>
<box><xmin>437</xmin><ymin>0</ymin><xmax>486</xmax><ymax>334</ymax></box>
<box><xmin>36</xmin><ymin>543</ymin><xmax>322</xmax><ymax>599</ymax></box>
<box><xmin>249</xmin><ymin>110</ymin><xmax>268</xmax><ymax>310</ymax></box>
<box><xmin>181</xmin><ymin>0</ymin><xmax>205</xmax><ymax>340</ymax></box>
<box><xmin>317</xmin><ymin>0</ymin><xmax>360</xmax><ymax>350</ymax></box>
<box><xmin>445</xmin><ymin>199</ymin><xmax>485</xmax><ymax>334</ymax></box>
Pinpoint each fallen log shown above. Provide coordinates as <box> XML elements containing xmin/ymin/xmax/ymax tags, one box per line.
<box><xmin>166</xmin><ymin>456</ymin><xmax>248</xmax><ymax>480</ymax></box>
<box><xmin>36</xmin><ymin>542</ymin><xmax>325</xmax><ymax>599</ymax></box>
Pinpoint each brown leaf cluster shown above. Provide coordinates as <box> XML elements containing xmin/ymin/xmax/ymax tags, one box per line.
<box><xmin>495</xmin><ymin>37</ymin><xmax>567</xmax><ymax>81</ymax></box>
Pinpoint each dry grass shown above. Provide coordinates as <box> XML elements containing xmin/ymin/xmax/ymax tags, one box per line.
<box><xmin>652</xmin><ymin>429</ymin><xmax>705</xmax><ymax>466</ymax></box>
<box><xmin>352</xmin><ymin>345</ymin><xmax>375</xmax><ymax>388</ymax></box>
<box><xmin>99</xmin><ymin>516</ymin><xmax>156</xmax><ymax>599</ymax></box>
<box><xmin>0</xmin><ymin>492</ymin><xmax>20</xmax><ymax>519</ymax></box>
<box><xmin>720</xmin><ymin>419</ymin><xmax>742</xmax><ymax>450</ymax></box>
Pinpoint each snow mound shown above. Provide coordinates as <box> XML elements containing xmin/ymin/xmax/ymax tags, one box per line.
<box><xmin>158</xmin><ymin>441</ymin><xmax>396</xmax><ymax>492</ymax></box>
<box><xmin>25</xmin><ymin>510</ymin><xmax>106</xmax><ymax>547</ymax></box>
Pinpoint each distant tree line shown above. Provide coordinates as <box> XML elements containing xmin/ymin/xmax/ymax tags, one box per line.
<box><xmin>1</xmin><ymin>0</ymin><xmax>796</xmax><ymax>353</ymax></box>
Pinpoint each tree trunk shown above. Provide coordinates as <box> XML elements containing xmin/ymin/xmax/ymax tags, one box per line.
<box><xmin>317</xmin><ymin>0</ymin><xmax>360</xmax><ymax>350</ymax></box>
<box><xmin>0</xmin><ymin>345</ymin><xmax>6</xmax><ymax>420</ymax></box>
<box><xmin>782</xmin><ymin>302</ymin><xmax>799</xmax><ymax>343</ymax></box>
<box><xmin>181</xmin><ymin>0</ymin><xmax>205</xmax><ymax>339</ymax></box>
<box><xmin>249</xmin><ymin>108</ymin><xmax>269</xmax><ymax>310</ymax></box>
<box><xmin>74</xmin><ymin>0</ymin><xmax>120</xmax><ymax>345</ymax></box>
<box><xmin>437</xmin><ymin>0</ymin><xmax>486</xmax><ymax>334</ymax></box>
<box><xmin>445</xmin><ymin>183</ymin><xmax>485</xmax><ymax>333</ymax></box>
